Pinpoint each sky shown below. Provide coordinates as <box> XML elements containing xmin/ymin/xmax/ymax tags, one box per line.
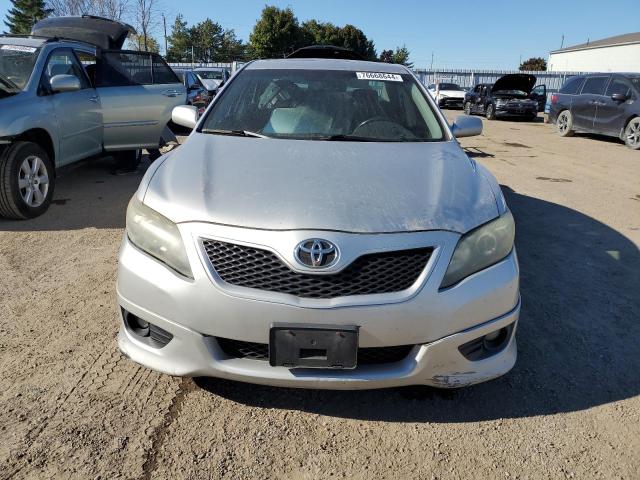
<box><xmin>1</xmin><ymin>0</ymin><xmax>638</xmax><ymax>69</ymax></box>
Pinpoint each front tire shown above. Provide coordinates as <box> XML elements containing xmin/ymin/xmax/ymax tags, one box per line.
<box><xmin>464</xmin><ymin>101</ymin><xmax>472</xmax><ymax>115</ymax></box>
<box><xmin>556</xmin><ymin>110</ymin><xmax>575</xmax><ymax>137</ymax></box>
<box><xmin>0</xmin><ymin>141</ymin><xmax>55</xmax><ymax>220</ymax></box>
<box><xmin>485</xmin><ymin>104</ymin><xmax>496</xmax><ymax>120</ymax></box>
<box><xmin>624</xmin><ymin>117</ymin><xmax>640</xmax><ymax>150</ymax></box>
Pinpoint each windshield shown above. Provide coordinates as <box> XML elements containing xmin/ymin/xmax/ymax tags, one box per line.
<box><xmin>438</xmin><ymin>83</ymin><xmax>462</xmax><ymax>91</ymax></box>
<box><xmin>0</xmin><ymin>44</ymin><xmax>39</xmax><ymax>93</ymax></box>
<box><xmin>198</xmin><ymin>70</ymin><xmax>224</xmax><ymax>80</ymax></box>
<box><xmin>202</xmin><ymin>69</ymin><xmax>444</xmax><ymax>142</ymax></box>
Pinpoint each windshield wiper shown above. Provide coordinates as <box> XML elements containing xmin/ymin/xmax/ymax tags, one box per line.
<box><xmin>0</xmin><ymin>74</ymin><xmax>19</xmax><ymax>92</ymax></box>
<box><xmin>201</xmin><ymin>128</ymin><xmax>268</xmax><ymax>138</ymax></box>
<box><xmin>319</xmin><ymin>134</ymin><xmax>387</xmax><ymax>142</ymax></box>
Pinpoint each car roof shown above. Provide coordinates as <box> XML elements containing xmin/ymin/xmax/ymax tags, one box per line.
<box><xmin>195</xmin><ymin>66</ymin><xmax>226</xmax><ymax>71</ymax></box>
<box><xmin>245</xmin><ymin>58</ymin><xmax>409</xmax><ymax>74</ymax></box>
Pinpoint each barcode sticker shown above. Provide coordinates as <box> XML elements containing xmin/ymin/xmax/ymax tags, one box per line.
<box><xmin>356</xmin><ymin>72</ymin><xmax>403</xmax><ymax>82</ymax></box>
<box><xmin>1</xmin><ymin>45</ymin><xmax>37</xmax><ymax>53</ymax></box>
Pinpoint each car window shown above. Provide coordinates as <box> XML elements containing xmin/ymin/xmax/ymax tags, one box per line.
<box><xmin>98</xmin><ymin>51</ymin><xmax>152</xmax><ymax>87</ymax></box>
<box><xmin>0</xmin><ymin>44</ymin><xmax>40</xmax><ymax>90</ymax></box>
<box><xmin>202</xmin><ymin>68</ymin><xmax>445</xmax><ymax>142</ymax></box>
<box><xmin>581</xmin><ymin>76</ymin><xmax>609</xmax><ymax>95</ymax></box>
<box><xmin>75</xmin><ymin>50</ymin><xmax>96</xmax><ymax>86</ymax></box>
<box><xmin>559</xmin><ymin>76</ymin><xmax>584</xmax><ymax>94</ymax></box>
<box><xmin>152</xmin><ymin>55</ymin><xmax>179</xmax><ymax>84</ymax></box>
<box><xmin>43</xmin><ymin>48</ymin><xmax>90</xmax><ymax>90</ymax></box>
<box><xmin>198</xmin><ymin>70</ymin><xmax>224</xmax><ymax>80</ymax></box>
<box><xmin>605</xmin><ymin>78</ymin><xmax>632</xmax><ymax>97</ymax></box>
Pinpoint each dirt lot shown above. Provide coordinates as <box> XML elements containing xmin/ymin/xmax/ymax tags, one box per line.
<box><xmin>1</xmin><ymin>112</ymin><xmax>639</xmax><ymax>479</ymax></box>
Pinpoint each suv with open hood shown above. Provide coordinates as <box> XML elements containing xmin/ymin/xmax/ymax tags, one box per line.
<box><xmin>464</xmin><ymin>74</ymin><xmax>547</xmax><ymax>120</ymax></box>
<box><xmin>0</xmin><ymin>15</ymin><xmax>185</xmax><ymax>219</ymax></box>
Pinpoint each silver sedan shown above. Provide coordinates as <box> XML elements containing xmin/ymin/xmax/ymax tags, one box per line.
<box><xmin>116</xmin><ymin>58</ymin><xmax>519</xmax><ymax>389</ymax></box>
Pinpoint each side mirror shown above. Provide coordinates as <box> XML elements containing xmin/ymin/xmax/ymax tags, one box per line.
<box><xmin>451</xmin><ymin>115</ymin><xmax>483</xmax><ymax>138</ymax></box>
<box><xmin>50</xmin><ymin>74</ymin><xmax>81</xmax><ymax>93</ymax></box>
<box><xmin>611</xmin><ymin>93</ymin><xmax>628</xmax><ymax>102</ymax></box>
<box><xmin>172</xmin><ymin>105</ymin><xmax>199</xmax><ymax>129</ymax></box>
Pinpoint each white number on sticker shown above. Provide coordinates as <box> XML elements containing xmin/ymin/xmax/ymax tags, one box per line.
<box><xmin>356</xmin><ymin>72</ymin><xmax>403</xmax><ymax>82</ymax></box>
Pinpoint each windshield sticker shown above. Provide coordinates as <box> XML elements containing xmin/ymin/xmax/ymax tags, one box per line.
<box><xmin>356</xmin><ymin>72</ymin><xmax>403</xmax><ymax>82</ymax></box>
<box><xmin>1</xmin><ymin>45</ymin><xmax>37</xmax><ymax>53</ymax></box>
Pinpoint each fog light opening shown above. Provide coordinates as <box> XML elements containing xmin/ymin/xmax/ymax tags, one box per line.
<box><xmin>126</xmin><ymin>312</ymin><xmax>150</xmax><ymax>337</ymax></box>
<box><xmin>458</xmin><ymin>323</ymin><xmax>514</xmax><ymax>361</ymax></box>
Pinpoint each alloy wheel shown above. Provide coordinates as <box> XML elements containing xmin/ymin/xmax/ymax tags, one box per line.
<box><xmin>626</xmin><ymin>119</ymin><xmax>640</xmax><ymax>148</ymax></box>
<box><xmin>558</xmin><ymin>113</ymin><xmax>568</xmax><ymax>134</ymax></box>
<box><xmin>18</xmin><ymin>155</ymin><xmax>49</xmax><ymax>208</ymax></box>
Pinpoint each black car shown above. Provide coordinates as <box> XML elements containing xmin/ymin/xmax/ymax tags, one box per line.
<box><xmin>172</xmin><ymin>68</ymin><xmax>211</xmax><ymax>113</ymax></box>
<box><xmin>464</xmin><ymin>74</ymin><xmax>547</xmax><ymax>121</ymax></box>
<box><xmin>549</xmin><ymin>73</ymin><xmax>640</xmax><ymax>150</ymax></box>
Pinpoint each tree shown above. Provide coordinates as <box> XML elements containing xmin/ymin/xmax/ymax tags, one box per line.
<box><xmin>131</xmin><ymin>0</ymin><xmax>159</xmax><ymax>52</ymax></box>
<box><xmin>379</xmin><ymin>49</ymin><xmax>394</xmax><ymax>63</ymax></box>
<box><xmin>47</xmin><ymin>0</ymin><xmax>129</xmax><ymax>20</ymax></box>
<box><xmin>219</xmin><ymin>29</ymin><xmax>245</xmax><ymax>62</ymax></box>
<box><xmin>166</xmin><ymin>14</ymin><xmax>190</xmax><ymax>62</ymax></box>
<box><xmin>338</xmin><ymin>24</ymin><xmax>376</xmax><ymax>61</ymax></box>
<box><xmin>190</xmin><ymin>19</ymin><xmax>224</xmax><ymax>63</ymax></box>
<box><xmin>249</xmin><ymin>6</ymin><xmax>300</xmax><ymax>59</ymax></box>
<box><xmin>519</xmin><ymin>57</ymin><xmax>547</xmax><ymax>71</ymax></box>
<box><xmin>4</xmin><ymin>0</ymin><xmax>51</xmax><ymax>34</ymax></box>
<box><xmin>126</xmin><ymin>32</ymin><xmax>159</xmax><ymax>52</ymax></box>
<box><xmin>391</xmin><ymin>45</ymin><xmax>412</xmax><ymax>68</ymax></box>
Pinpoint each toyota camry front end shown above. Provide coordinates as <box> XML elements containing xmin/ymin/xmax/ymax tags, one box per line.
<box><xmin>116</xmin><ymin>58</ymin><xmax>520</xmax><ymax>389</ymax></box>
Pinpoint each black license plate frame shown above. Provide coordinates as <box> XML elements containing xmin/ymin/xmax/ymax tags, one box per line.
<box><xmin>269</xmin><ymin>324</ymin><xmax>359</xmax><ymax>369</ymax></box>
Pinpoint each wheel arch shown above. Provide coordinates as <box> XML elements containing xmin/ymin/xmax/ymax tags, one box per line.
<box><xmin>13</xmin><ymin>129</ymin><xmax>56</xmax><ymax>174</ymax></box>
<box><xmin>620</xmin><ymin>114</ymin><xmax>639</xmax><ymax>140</ymax></box>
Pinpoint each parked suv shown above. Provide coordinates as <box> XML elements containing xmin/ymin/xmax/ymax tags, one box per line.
<box><xmin>549</xmin><ymin>73</ymin><xmax>640</xmax><ymax>150</ymax></box>
<box><xmin>464</xmin><ymin>74</ymin><xmax>547</xmax><ymax>120</ymax></box>
<box><xmin>0</xmin><ymin>16</ymin><xmax>186</xmax><ymax>219</ymax></box>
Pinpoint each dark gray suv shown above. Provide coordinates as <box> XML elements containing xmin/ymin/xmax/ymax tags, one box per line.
<box><xmin>549</xmin><ymin>73</ymin><xmax>640</xmax><ymax>150</ymax></box>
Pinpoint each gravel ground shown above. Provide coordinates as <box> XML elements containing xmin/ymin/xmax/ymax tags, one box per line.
<box><xmin>1</xmin><ymin>111</ymin><xmax>639</xmax><ymax>479</ymax></box>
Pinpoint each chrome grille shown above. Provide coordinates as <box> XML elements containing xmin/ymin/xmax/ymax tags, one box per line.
<box><xmin>202</xmin><ymin>240</ymin><xmax>432</xmax><ymax>299</ymax></box>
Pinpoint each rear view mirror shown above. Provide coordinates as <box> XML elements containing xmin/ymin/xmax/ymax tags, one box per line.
<box><xmin>50</xmin><ymin>74</ymin><xmax>81</xmax><ymax>93</ymax></box>
<box><xmin>611</xmin><ymin>93</ymin><xmax>628</xmax><ymax>102</ymax></box>
<box><xmin>451</xmin><ymin>115</ymin><xmax>483</xmax><ymax>138</ymax></box>
<box><xmin>172</xmin><ymin>105</ymin><xmax>199</xmax><ymax>129</ymax></box>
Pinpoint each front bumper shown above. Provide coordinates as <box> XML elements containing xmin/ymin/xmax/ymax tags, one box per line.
<box><xmin>495</xmin><ymin>105</ymin><xmax>537</xmax><ymax>117</ymax></box>
<box><xmin>116</xmin><ymin>223</ymin><xmax>520</xmax><ymax>389</ymax></box>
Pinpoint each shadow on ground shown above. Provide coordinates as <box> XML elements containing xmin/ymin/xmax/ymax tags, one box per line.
<box><xmin>0</xmin><ymin>156</ymin><xmax>149</xmax><ymax>231</ymax></box>
<box><xmin>196</xmin><ymin>186</ymin><xmax>640</xmax><ymax>421</ymax></box>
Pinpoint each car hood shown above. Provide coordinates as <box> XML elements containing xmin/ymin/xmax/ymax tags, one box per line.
<box><xmin>199</xmin><ymin>78</ymin><xmax>222</xmax><ymax>90</ymax></box>
<box><xmin>491</xmin><ymin>74</ymin><xmax>537</xmax><ymax>94</ymax></box>
<box><xmin>144</xmin><ymin>135</ymin><xmax>499</xmax><ymax>234</ymax></box>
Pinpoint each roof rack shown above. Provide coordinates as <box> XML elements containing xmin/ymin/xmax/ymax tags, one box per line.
<box><xmin>286</xmin><ymin>45</ymin><xmax>364</xmax><ymax>60</ymax></box>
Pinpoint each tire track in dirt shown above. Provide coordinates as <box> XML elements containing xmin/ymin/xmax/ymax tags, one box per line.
<box><xmin>141</xmin><ymin>378</ymin><xmax>196</xmax><ymax>480</ymax></box>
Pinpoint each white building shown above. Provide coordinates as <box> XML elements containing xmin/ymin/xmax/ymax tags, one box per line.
<box><xmin>548</xmin><ymin>32</ymin><xmax>640</xmax><ymax>72</ymax></box>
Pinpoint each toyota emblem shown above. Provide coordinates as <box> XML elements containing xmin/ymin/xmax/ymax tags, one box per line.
<box><xmin>295</xmin><ymin>239</ymin><xmax>338</xmax><ymax>268</ymax></box>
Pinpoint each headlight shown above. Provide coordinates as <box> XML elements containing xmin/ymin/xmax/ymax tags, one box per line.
<box><xmin>126</xmin><ymin>197</ymin><xmax>193</xmax><ymax>278</ymax></box>
<box><xmin>441</xmin><ymin>211</ymin><xmax>515</xmax><ymax>288</ymax></box>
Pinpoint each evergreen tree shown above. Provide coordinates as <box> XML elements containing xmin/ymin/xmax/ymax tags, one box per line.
<box><xmin>166</xmin><ymin>14</ymin><xmax>192</xmax><ymax>62</ymax></box>
<box><xmin>4</xmin><ymin>0</ymin><xmax>50</xmax><ymax>34</ymax></box>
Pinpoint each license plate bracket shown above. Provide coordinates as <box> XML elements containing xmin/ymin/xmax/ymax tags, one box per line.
<box><xmin>269</xmin><ymin>324</ymin><xmax>358</xmax><ymax>369</ymax></box>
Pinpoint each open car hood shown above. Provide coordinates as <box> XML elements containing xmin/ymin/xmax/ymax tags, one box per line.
<box><xmin>32</xmin><ymin>15</ymin><xmax>135</xmax><ymax>50</ymax></box>
<box><xmin>491</xmin><ymin>74</ymin><xmax>536</xmax><ymax>94</ymax></box>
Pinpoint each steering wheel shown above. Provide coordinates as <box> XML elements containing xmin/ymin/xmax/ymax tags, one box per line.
<box><xmin>353</xmin><ymin>116</ymin><xmax>388</xmax><ymax>132</ymax></box>
<box><xmin>352</xmin><ymin>116</ymin><xmax>418</xmax><ymax>140</ymax></box>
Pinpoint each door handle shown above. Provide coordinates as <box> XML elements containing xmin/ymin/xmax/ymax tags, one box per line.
<box><xmin>89</xmin><ymin>95</ymin><xmax>99</xmax><ymax>103</ymax></box>
<box><xmin>162</xmin><ymin>89</ymin><xmax>181</xmax><ymax>97</ymax></box>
